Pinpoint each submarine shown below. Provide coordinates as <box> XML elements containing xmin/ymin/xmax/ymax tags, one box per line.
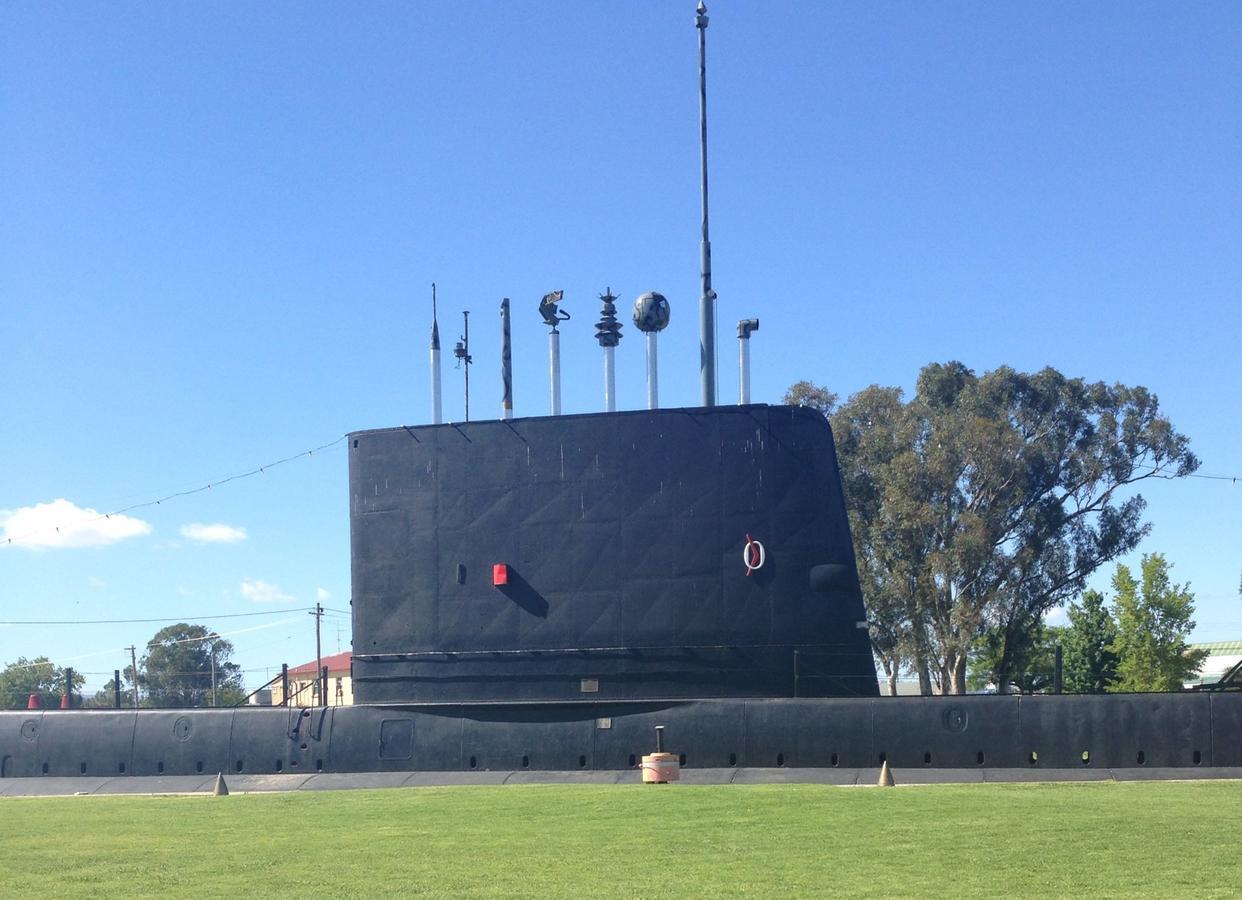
<box><xmin>2</xmin><ymin>3</ymin><xmax>1240</xmax><ymax>784</ymax></box>
<box><xmin>3</xmin><ymin>398</ymin><xmax>1239</xmax><ymax>781</ymax></box>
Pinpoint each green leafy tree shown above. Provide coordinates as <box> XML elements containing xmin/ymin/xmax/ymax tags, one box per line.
<box><xmin>84</xmin><ymin>684</ymin><xmax>119</xmax><ymax>709</ymax></box>
<box><xmin>140</xmin><ymin>623</ymin><xmax>245</xmax><ymax>708</ymax></box>
<box><xmin>790</xmin><ymin>362</ymin><xmax>1198</xmax><ymax>694</ymax></box>
<box><xmin>84</xmin><ymin>672</ymin><xmax>142</xmax><ymax>709</ymax></box>
<box><xmin>824</xmin><ymin>384</ymin><xmax>935</xmax><ymax>693</ymax></box>
<box><xmin>1110</xmin><ymin>555</ymin><xmax>1207</xmax><ymax>692</ymax></box>
<box><xmin>0</xmin><ymin>657</ymin><xmax>85</xmax><ymax>709</ymax></box>
<box><xmin>1062</xmin><ymin>589</ymin><xmax>1119</xmax><ymax>693</ymax></box>
<box><xmin>783</xmin><ymin>381</ymin><xmax>838</xmax><ymax>418</ymax></box>
<box><xmin>968</xmin><ymin>623</ymin><xmax>1067</xmax><ymax>694</ymax></box>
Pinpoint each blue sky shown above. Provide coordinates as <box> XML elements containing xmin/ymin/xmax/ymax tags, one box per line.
<box><xmin>2</xmin><ymin>2</ymin><xmax>1239</xmax><ymax>694</ymax></box>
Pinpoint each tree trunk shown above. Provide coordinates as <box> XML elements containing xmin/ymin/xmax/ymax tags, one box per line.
<box><xmin>947</xmin><ymin>653</ymin><xmax>968</xmax><ymax>695</ymax></box>
<box><xmin>917</xmin><ymin>658</ymin><xmax>933</xmax><ymax>696</ymax></box>
<box><xmin>877</xmin><ymin>656</ymin><xmax>898</xmax><ymax>696</ymax></box>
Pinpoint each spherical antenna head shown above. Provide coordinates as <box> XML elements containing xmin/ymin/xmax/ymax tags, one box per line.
<box><xmin>632</xmin><ymin>291</ymin><xmax>671</xmax><ymax>333</ymax></box>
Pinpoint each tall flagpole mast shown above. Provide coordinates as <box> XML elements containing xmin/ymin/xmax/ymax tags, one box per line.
<box><xmin>430</xmin><ymin>283</ymin><xmax>443</xmax><ymax>424</ymax></box>
<box><xmin>696</xmin><ymin>1</ymin><xmax>717</xmax><ymax>407</ymax></box>
<box><xmin>500</xmin><ymin>297</ymin><xmax>513</xmax><ymax>420</ymax></box>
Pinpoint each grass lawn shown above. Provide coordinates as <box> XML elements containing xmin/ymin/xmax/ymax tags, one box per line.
<box><xmin>1</xmin><ymin>781</ymin><xmax>1240</xmax><ymax>898</ymax></box>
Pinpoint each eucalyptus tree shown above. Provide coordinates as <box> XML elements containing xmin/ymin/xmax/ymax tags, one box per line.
<box><xmin>0</xmin><ymin>657</ymin><xmax>84</xmax><ymax>708</ymax></box>
<box><xmin>140</xmin><ymin>623</ymin><xmax>246</xmax><ymax>707</ymax></box>
<box><xmin>789</xmin><ymin>362</ymin><xmax>1197</xmax><ymax>694</ymax></box>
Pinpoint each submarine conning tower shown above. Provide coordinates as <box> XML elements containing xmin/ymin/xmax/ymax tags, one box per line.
<box><xmin>348</xmin><ymin>403</ymin><xmax>879</xmax><ymax>703</ymax></box>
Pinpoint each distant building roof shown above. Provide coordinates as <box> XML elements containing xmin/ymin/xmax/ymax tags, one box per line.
<box><xmin>288</xmin><ymin>651</ymin><xmax>352</xmax><ymax>676</ymax></box>
<box><xmin>1185</xmin><ymin>641</ymin><xmax>1242</xmax><ymax>687</ymax></box>
<box><xmin>1189</xmin><ymin>641</ymin><xmax>1242</xmax><ymax>655</ymax></box>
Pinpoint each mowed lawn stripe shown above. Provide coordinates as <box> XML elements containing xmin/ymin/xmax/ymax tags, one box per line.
<box><xmin>1</xmin><ymin>781</ymin><xmax>1239</xmax><ymax>898</ymax></box>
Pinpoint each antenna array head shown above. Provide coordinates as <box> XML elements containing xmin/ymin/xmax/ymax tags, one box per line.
<box><xmin>632</xmin><ymin>292</ymin><xmax>671</xmax><ymax>334</ymax></box>
<box><xmin>595</xmin><ymin>288</ymin><xmax>623</xmax><ymax>348</ymax></box>
<box><xmin>539</xmin><ymin>290</ymin><xmax>570</xmax><ymax>330</ymax></box>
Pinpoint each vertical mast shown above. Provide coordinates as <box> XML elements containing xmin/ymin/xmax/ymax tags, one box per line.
<box><xmin>453</xmin><ymin>311</ymin><xmax>473</xmax><ymax>421</ymax></box>
<box><xmin>697</xmin><ymin>0</ymin><xmax>717</xmax><ymax>407</ymax></box>
<box><xmin>595</xmin><ymin>288</ymin><xmax>622</xmax><ymax>413</ymax></box>
<box><xmin>463</xmin><ymin>312</ymin><xmax>471</xmax><ymax>421</ymax></box>
<box><xmin>632</xmin><ymin>291</ymin><xmax>670</xmax><ymax>409</ymax></box>
<box><xmin>430</xmin><ymin>283</ymin><xmax>443</xmax><ymax>424</ymax></box>
<box><xmin>540</xmin><ymin>290</ymin><xmax>567</xmax><ymax>416</ymax></box>
<box><xmin>645</xmin><ymin>332</ymin><xmax>659</xmax><ymax>409</ymax></box>
<box><xmin>549</xmin><ymin>329</ymin><xmax>562</xmax><ymax>415</ymax></box>
<box><xmin>604</xmin><ymin>345</ymin><xmax>616</xmax><ymax>413</ymax></box>
<box><xmin>500</xmin><ymin>297</ymin><xmax>513</xmax><ymax>420</ymax></box>
<box><xmin>737</xmin><ymin>318</ymin><xmax>758</xmax><ymax>404</ymax></box>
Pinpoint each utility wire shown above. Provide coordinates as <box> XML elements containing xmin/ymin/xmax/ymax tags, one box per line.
<box><xmin>1</xmin><ymin>617</ymin><xmax>304</xmax><ymax>670</ymax></box>
<box><xmin>1135</xmin><ymin>464</ymin><xmax>1239</xmax><ymax>483</ymax></box>
<box><xmin>149</xmin><ymin>618</ymin><xmax>304</xmax><ymax>647</ymax></box>
<box><xmin>76</xmin><ymin>665</ymin><xmax>290</xmax><ymax>675</ymax></box>
<box><xmin>2</xmin><ymin>434</ymin><xmax>347</xmax><ymax>546</ymax></box>
<box><xmin>0</xmin><ymin>608</ymin><xmax>315</xmax><ymax>626</ymax></box>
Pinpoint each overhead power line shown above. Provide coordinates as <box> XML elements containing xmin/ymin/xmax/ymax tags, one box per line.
<box><xmin>151</xmin><ymin>618</ymin><xmax>306</xmax><ymax>647</ymax></box>
<box><xmin>1134</xmin><ymin>465</ymin><xmax>1239</xmax><ymax>484</ymax></box>
<box><xmin>2</xmin><ymin>433</ymin><xmax>347</xmax><ymax>546</ymax></box>
<box><xmin>0</xmin><ymin>608</ymin><xmax>315</xmax><ymax>626</ymax></box>
<box><xmin>1</xmin><ymin>617</ymin><xmax>305</xmax><ymax>670</ymax></box>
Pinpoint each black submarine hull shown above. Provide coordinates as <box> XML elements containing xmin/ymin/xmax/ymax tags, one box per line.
<box><xmin>4</xmin><ymin>692</ymin><xmax>1240</xmax><ymax>778</ymax></box>
<box><xmin>4</xmin><ymin>405</ymin><xmax>1238</xmax><ymax>780</ymax></box>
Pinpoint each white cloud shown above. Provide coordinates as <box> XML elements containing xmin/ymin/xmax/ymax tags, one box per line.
<box><xmin>241</xmin><ymin>578</ymin><xmax>296</xmax><ymax>605</ymax></box>
<box><xmin>181</xmin><ymin>522</ymin><xmax>248</xmax><ymax>544</ymax></box>
<box><xmin>88</xmin><ymin>576</ymin><xmax>107</xmax><ymax>589</ymax></box>
<box><xmin>316</xmin><ymin>587</ymin><xmax>331</xmax><ymax>602</ymax></box>
<box><xmin>0</xmin><ymin>499</ymin><xmax>151</xmax><ymax>549</ymax></box>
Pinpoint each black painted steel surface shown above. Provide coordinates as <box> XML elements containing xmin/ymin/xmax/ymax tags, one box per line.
<box><xmin>3</xmin><ymin>693</ymin><xmax>1240</xmax><ymax>778</ymax></box>
<box><xmin>348</xmin><ymin>405</ymin><xmax>878</xmax><ymax>702</ymax></box>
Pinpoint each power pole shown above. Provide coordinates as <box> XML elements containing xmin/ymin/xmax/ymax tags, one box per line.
<box><xmin>310</xmin><ymin>604</ymin><xmax>324</xmax><ymax>706</ymax></box>
<box><xmin>126</xmin><ymin>645</ymin><xmax>139</xmax><ymax>710</ymax></box>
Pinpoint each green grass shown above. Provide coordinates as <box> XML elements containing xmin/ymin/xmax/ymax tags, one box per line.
<box><xmin>2</xmin><ymin>781</ymin><xmax>1240</xmax><ymax>898</ymax></box>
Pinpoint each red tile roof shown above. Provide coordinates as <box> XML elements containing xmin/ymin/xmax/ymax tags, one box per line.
<box><xmin>288</xmin><ymin>651</ymin><xmax>352</xmax><ymax>676</ymax></box>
